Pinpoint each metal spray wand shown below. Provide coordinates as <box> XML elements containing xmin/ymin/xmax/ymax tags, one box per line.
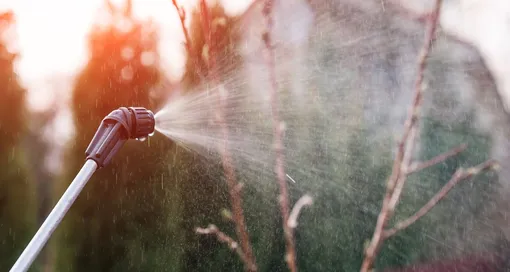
<box><xmin>10</xmin><ymin>107</ymin><xmax>155</xmax><ymax>272</ymax></box>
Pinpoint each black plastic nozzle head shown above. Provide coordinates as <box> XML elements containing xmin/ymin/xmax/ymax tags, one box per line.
<box><xmin>130</xmin><ymin>107</ymin><xmax>155</xmax><ymax>139</ymax></box>
<box><xmin>85</xmin><ymin>107</ymin><xmax>155</xmax><ymax>168</ymax></box>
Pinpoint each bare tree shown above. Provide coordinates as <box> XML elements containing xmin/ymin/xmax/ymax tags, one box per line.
<box><xmin>361</xmin><ymin>1</ymin><xmax>498</xmax><ymax>271</ymax></box>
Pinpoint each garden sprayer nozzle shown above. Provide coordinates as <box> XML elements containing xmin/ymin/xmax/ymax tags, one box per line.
<box><xmin>10</xmin><ymin>107</ymin><xmax>155</xmax><ymax>272</ymax></box>
<box><xmin>86</xmin><ymin>107</ymin><xmax>155</xmax><ymax>168</ymax></box>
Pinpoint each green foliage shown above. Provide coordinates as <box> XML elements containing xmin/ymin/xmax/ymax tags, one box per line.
<box><xmin>0</xmin><ymin>11</ymin><xmax>36</xmax><ymax>271</ymax></box>
<box><xmin>181</xmin><ymin>1</ymin><xmax>241</xmax><ymax>89</ymax></box>
<box><xmin>54</xmin><ymin>5</ymin><xmax>183</xmax><ymax>271</ymax></box>
<box><xmin>293</xmin><ymin>127</ymin><xmax>392</xmax><ymax>271</ymax></box>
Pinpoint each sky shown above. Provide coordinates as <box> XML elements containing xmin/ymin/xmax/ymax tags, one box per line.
<box><xmin>0</xmin><ymin>0</ymin><xmax>253</xmax><ymax>110</ymax></box>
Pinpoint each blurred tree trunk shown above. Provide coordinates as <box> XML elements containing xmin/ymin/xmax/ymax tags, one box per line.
<box><xmin>23</xmin><ymin>105</ymin><xmax>59</xmax><ymax>272</ymax></box>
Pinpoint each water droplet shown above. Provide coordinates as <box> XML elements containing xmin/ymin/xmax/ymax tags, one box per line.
<box><xmin>137</xmin><ymin>136</ymin><xmax>147</xmax><ymax>142</ymax></box>
<box><xmin>121</xmin><ymin>66</ymin><xmax>134</xmax><ymax>81</ymax></box>
<box><xmin>121</xmin><ymin>47</ymin><xmax>134</xmax><ymax>61</ymax></box>
<box><xmin>141</xmin><ymin>51</ymin><xmax>156</xmax><ymax>66</ymax></box>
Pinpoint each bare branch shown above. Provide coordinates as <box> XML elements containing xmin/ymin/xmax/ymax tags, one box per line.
<box><xmin>197</xmin><ymin>1</ymin><xmax>257</xmax><ymax>271</ymax></box>
<box><xmin>384</xmin><ymin>159</ymin><xmax>498</xmax><ymax>238</ymax></box>
<box><xmin>196</xmin><ymin>225</ymin><xmax>247</xmax><ymax>264</ymax></box>
<box><xmin>407</xmin><ymin>143</ymin><xmax>467</xmax><ymax>174</ymax></box>
<box><xmin>261</xmin><ymin>1</ymin><xmax>298</xmax><ymax>271</ymax></box>
<box><xmin>288</xmin><ymin>194</ymin><xmax>313</xmax><ymax>229</ymax></box>
<box><xmin>360</xmin><ymin>1</ymin><xmax>443</xmax><ymax>271</ymax></box>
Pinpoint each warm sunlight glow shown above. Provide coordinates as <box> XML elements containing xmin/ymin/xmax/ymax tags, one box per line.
<box><xmin>6</xmin><ymin>0</ymin><xmax>179</xmax><ymax>110</ymax></box>
<box><xmin>2</xmin><ymin>0</ymin><xmax>253</xmax><ymax>111</ymax></box>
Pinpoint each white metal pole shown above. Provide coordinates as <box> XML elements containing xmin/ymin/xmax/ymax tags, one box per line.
<box><xmin>10</xmin><ymin>159</ymin><xmax>98</xmax><ymax>272</ymax></box>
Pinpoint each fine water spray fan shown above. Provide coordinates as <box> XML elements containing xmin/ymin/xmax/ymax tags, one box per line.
<box><xmin>10</xmin><ymin>107</ymin><xmax>155</xmax><ymax>272</ymax></box>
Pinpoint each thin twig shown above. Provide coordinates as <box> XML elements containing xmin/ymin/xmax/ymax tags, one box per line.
<box><xmin>198</xmin><ymin>1</ymin><xmax>257</xmax><ymax>271</ymax></box>
<box><xmin>288</xmin><ymin>194</ymin><xmax>313</xmax><ymax>229</ymax></box>
<box><xmin>384</xmin><ymin>160</ymin><xmax>497</xmax><ymax>238</ymax></box>
<box><xmin>387</xmin><ymin>125</ymin><xmax>418</xmax><ymax>212</ymax></box>
<box><xmin>360</xmin><ymin>1</ymin><xmax>443</xmax><ymax>271</ymax></box>
<box><xmin>196</xmin><ymin>224</ymin><xmax>247</xmax><ymax>264</ymax></box>
<box><xmin>407</xmin><ymin>143</ymin><xmax>467</xmax><ymax>174</ymax></box>
<box><xmin>171</xmin><ymin>0</ymin><xmax>192</xmax><ymax>55</ymax></box>
<box><xmin>170</xmin><ymin>0</ymin><xmax>207</xmax><ymax>83</ymax></box>
<box><xmin>262</xmin><ymin>1</ymin><xmax>298</xmax><ymax>272</ymax></box>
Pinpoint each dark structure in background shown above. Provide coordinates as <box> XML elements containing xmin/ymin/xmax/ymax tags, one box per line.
<box><xmin>0</xmin><ymin>11</ymin><xmax>37</xmax><ymax>271</ymax></box>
